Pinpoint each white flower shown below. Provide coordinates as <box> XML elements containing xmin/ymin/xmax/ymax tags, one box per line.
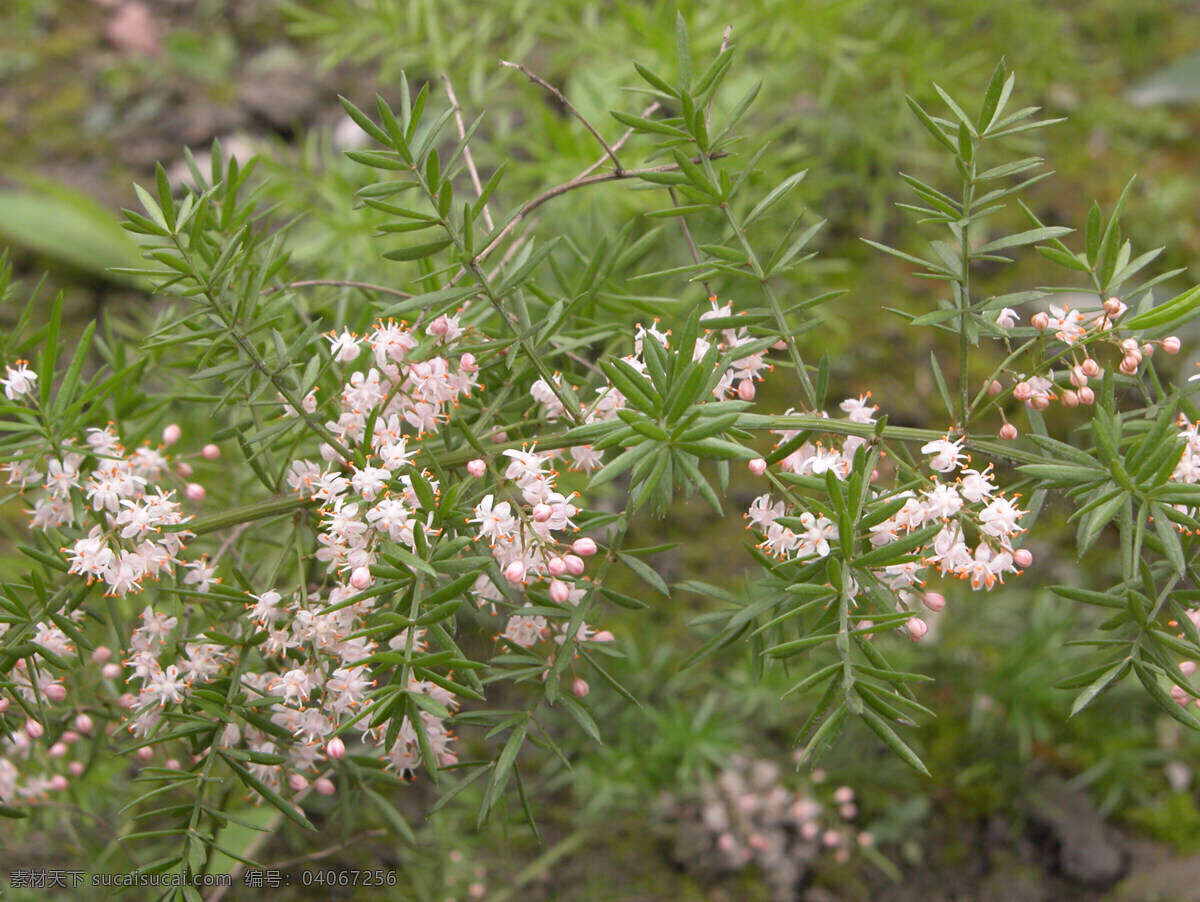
<box><xmin>1</xmin><ymin>361</ymin><xmax>37</xmax><ymax>400</ymax></box>
<box><xmin>327</xmin><ymin>329</ymin><xmax>361</xmax><ymax>362</ymax></box>
<box><xmin>921</xmin><ymin>437</ymin><xmax>967</xmax><ymax>474</ymax></box>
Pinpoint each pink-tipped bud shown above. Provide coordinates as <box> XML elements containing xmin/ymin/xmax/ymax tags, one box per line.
<box><xmin>564</xmin><ymin>554</ymin><xmax>585</xmax><ymax>576</ymax></box>
<box><xmin>839</xmin><ymin>803</ymin><xmax>857</xmax><ymax>820</ymax></box>
<box><xmin>101</xmin><ymin>663</ymin><xmax>121</xmax><ymax>680</ymax></box>
<box><xmin>999</xmin><ymin>423</ymin><xmax>1018</xmax><ymax>440</ymax></box>
<box><xmin>907</xmin><ymin>616</ymin><xmax>928</xmax><ymax>642</ymax></box>
<box><xmin>1081</xmin><ymin>358</ymin><xmax>1101</xmax><ymax>377</ymax></box>
<box><xmin>1163</xmin><ymin>336</ymin><xmax>1182</xmax><ymax>354</ymax></box>
<box><xmin>1030</xmin><ymin>393</ymin><xmax>1051</xmax><ymax>411</ymax></box>
<box><xmin>0</xmin><ymin>697</ymin><xmax>8</xmax><ymax>714</ymax></box>
<box><xmin>25</xmin><ymin>720</ymin><xmax>44</xmax><ymax>739</ymax></box>
<box><xmin>858</xmin><ymin>831</ymin><xmax>875</xmax><ymax>848</ymax></box>
<box><xmin>202</xmin><ymin>444</ymin><xmax>220</xmax><ymax>460</ymax></box>
<box><xmin>1181</xmin><ymin>661</ymin><xmax>1198</xmax><ymax>677</ymax></box>
<box><xmin>1171</xmin><ymin>684</ymin><xmax>1189</xmax><ymax>704</ymax></box>
<box><xmin>1061</xmin><ymin>390</ymin><xmax>1080</xmax><ymax>408</ymax></box>
<box><xmin>532</xmin><ymin>503</ymin><xmax>553</xmax><ymax>523</ymax></box>
<box><xmin>136</xmin><ymin>746</ymin><xmax>154</xmax><ymax>762</ymax></box>
<box><xmin>773</xmin><ymin>339</ymin><xmax>789</xmax><ymax>351</ymax></box>
<box><xmin>185</xmin><ymin>483</ymin><xmax>206</xmax><ymax>502</ymax></box>
<box><xmin>166</xmin><ymin>758</ymin><xmax>181</xmax><ymax>770</ymax></box>
<box><xmin>1078</xmin><ymin>386</ymin><xmax>1095</xmax><ymax>405</ymax></box>
<box><xmin>176</xmin><ymin>461</ymin><xmax>193</xmax><ymax>478</ymax></box>
<box><xmin>429</xmin><ymin>315</ymin><xmax>450</xmax><ymax>336</ymax></box>
<box><xmin>572</xmin><ymin>537</ymin><xmax>598</xmax><ymax>557</ymax></box>
<box><xmin>314</xmin><ymin>778</ymin><xmax>336</xmax><ymax>796</ymax></box>
<box><xmin>1104</xmin><ymin>297</ymin><xmax>1124</xmax><ymax>316</ymax></box>
<box><xmin>1031</xmin><ymin>312</ymin><xmax>1050</xmax><ymax>332</ymax></box>
<box><xmin>572</xmin><ymin>678</ymin><xmax>590</xmax><ymax>698</ymax></box>
<box><xmin>1013</xmin><ymin>548</ymin><xmax>1033</xmax><ymax>568</ymax></box>
<box><xmin>490</xmin><ymin>430</ymin><xmax>508</xmax><ymax>443</ymax></box>
<box><xmin>459</xmin><ymin>352</ymin><xmax>478</xmax><ymax>373</ymax></box>
<box><xmin>737</xmin><ymin>380</ymin><xmax>756</xmax><ymax>402</ymax></box>
<box><xmin>922</xmin><ymin>592</ymin><xmax>946</xmax><ymax>612</ymax></box>
<box><xmin>50</xmin><ymin>742</ymin><xmax>68</xmax><ymax>758</ymax></box>
<box><xmin>833</xmin><ymin>786</ymin><xmax>855</xmax><ymax>804</ymax></box>
<box><xmin>748</xmin><ymin>458</ymin><xmax>767</xmax><ymax>476</ymax></box>
<box><xmin>466</xmin><ymin>458</ymin><xmax>486</xmax><ymax>478</ymax></box>
<box><xmin>1119</xmin><ymin>355</ymin><xmax>1140</xmax><ymax>375</ymax></box>
<box><xmin>61</xmin><ymin>731</ymin><xmax>79</xmax><ymax>744</ymax></box>
<box><xmin>162</xmin><ymin>423</ymin><xmax>182</xmax><ymax>446</ymax></box>
<box><xmin>593</xmin><ymin>630</ymin><xmax>615</xmax><ymax>643</ymax></box>
<box><xmin>92</xmin><ymin>646</ymin><xmax>112</xmax><ymax>664</ymax></box>
<box><xmin>1070</xmin><ymin>366</ymin><xmax>1088</xmax><ymax>388</ymax></box>
<box><xmin>49</xmin><ymin>775</ymin><xmax>68</xmax><ymax>792</ymax></box>
<box><xmin>549</xmin><ymin>580</ymin><xmax>571</xmax><ymax>604</ymax></box>
<box><xmin>349</xmin><ymin>567</ymin><xmax>372</xmax><ymax>590</ymax></box>
<box><xmin>547</xmin><ymin>557</ymin><xmax>567</xmax><ymax>576</ymax></box>
<box><xmin>119</xmin><ymin>693</ymin><xmax>136</xmax><ymax>709</ymax></box>
<box><xmin>504</xmin><ymin>560</ymin><xmax>526</xmax><ymax>584</ymax></box>
<box><xmin>68</xmin><ymin>761</ymin><xmax>85</xmax><ymax>777</ymax></box>
<box><xmin>1013</xmin><ymin>381</ymin><xmax>1033</xmax><ymax>401</ymax></box>
<box><xmin>289</xmin><ymin>773</ymin><xmax>309</xmax><ymax>792</ymax></box>
<box><xmin>1120</xmin><ymin>338</ymin><xmax>1140</xmax><ymax>353</ymax></box>
<box><xmin>326</xmin><ymin>737</ymin><xmax>346</xmax><ymax>760</ymax></box>
<box><xmin>987</xmin><ymin>380</ymin><xmax>1002</xmax><ymax>396</ymax></box>
<box><xmin>1143</xmin><ymin>343</ymin><xmax>1155</xmax><ymax>357</ymax></box>
<box><xmin>44</xmin><ymin>683</ymin><xmax>67</xmax><ymax>703</ymax></box>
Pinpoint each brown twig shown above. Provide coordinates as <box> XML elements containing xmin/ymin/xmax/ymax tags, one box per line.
<box><xmin>441</xmin><ymin>72</ymin><xmax>495</xmax><ymax>232</ymax></box>
<box><xmin>668</xmin><ymin>186</ymin><xmax>714</xmax><ymax>299</ymax></box>
<box><xmin>500</xmin><ymin>60</ymin><xmax>624</xmax><ymax>174</ymax></box>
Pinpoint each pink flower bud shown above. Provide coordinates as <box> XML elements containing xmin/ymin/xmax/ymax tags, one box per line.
<box><xmin>92</xmin><ymin>646</ymin><xmax>112</xmax><ymax>664</ymax></box>
<box><xmin>572</xmin><ymin>537</ymin><xmax>598</xmax><ymax>557</ymax></box>
<box><xmin>25</xmin><ymin>720</ymin><xmax>44</xmax><ymax>739</ymax></box>
<box><xmin>49</xmin><ymin>775</ymin><xmax>68</xmax><ymax>792</ymax></box>
<box><xmin>1061</xmin><ymin>390</ymin><xmax>1079</xmax><ymax>407</ymax></box>
<box><xmin>858</xmin><ymin>831</ymin><xmax>875</xmax><ymax>848</ymax></box>
<box><xmin>1069</xmin><ymin>366</ymin><xmax>1088</xmax><ymax>387</ymax></box>
<box><xmin>185</xmin><ymin>483</ymin><xmax>206</xmax><ymax>501</ymax></box>
<box><xmin>1013</xmin><ymin>548</ymin><xmax>1033</xmax><ymax>568</ymax></box>
<box><xmin>162</xmin><ymin>423</ymin><xmax>182</xmax><ymax>445</ymax></box>
<box><xmin>1163</xmin><ymin>336</ymin><xmax>1182</xmax><ymax>354</ymax></box>
<box><xmin>593</xmin><ymin>630</ymin><xmax>615</xmax><ymax>643</ymax></box>
<box><xmin>1181</xmin><ymin>661</ymin><xmax>1198</xmax><ymax>677</ymax></box>
<box><xmin>532</xmin><ymin>503</ymin><xmax>552</xmax><ymax>523</ymax></box>
<box><xmin>1120</xmin><ymin>338</ymin><xmax>1140</xmax><ymax>353</ymax></box>
<box><xmin>1031</xmin><ymin>312</ymin><xmax>1049</xmax><ymax>332</ymax></box>
<box><xmin>202</xmin><ymin>444</ymin><xmax>220</xmax><ymax>460</ymax></box>
<box><xmin>999</xmin><ymin>424</ymin><xmax>1018</xmax><ymax>440</ymax></box>
<box><xmin>1030</xmin><ymin>393</ymin><xmax>1051</xmax><ymax>411</ymax></box>
<box><xmin>44</xmin><ymin>683</ymin><xmax>67</xmax><ymax>702</ymax></box>
<box><xmin>1119</xmin><ymin>355</ymin><xmax>1140</xmax><ymax>375</ymax></box>
<box><xmin>1078</xmin><ymin>386</ymin><xmax>1095</xmax><ymax>405</ymax></box>
<box><xmin>737</xmin><ymin>379</ymin><xmax>756</xmax><ymax>401</ymax></box>
<box><xmin>922</xmin><ymin>592</ymin><xmax>946</xmax><ymax>612</ymax></box>
<box><xmin>547</xmin><ymin>557</ymin><xmax>567</xmax><ymax>576</ymax></box>
<box><xmin>137</xmin><ymin>746</ymin><xmax>154</xmax><ymax>762</ymax></box>
<box><xmin>349</xmin><ymin>567</ymin><xmax>372</xmax><ymax>590</ymax></box>
<box><xmin>549</xmin><ymin>580</ymin><xmax>571</xmax><ymax>604</ymax></box>
<box><xmin>1013</xmin><ymin>381</ymin><xmax>1033</xmax><ymax>401</ymax></box>
<box><xmin>466</xmin><ymin>458</ymin><xmax>486</xmax><ymax>478</ymax></box>
<box><xmin>748</xmin><ymin>458</ymin><xmax>767</xmax><ymax>476</ymax></box>
<box><xmin>1081</xmin><ymin>358</ymin><xmax>1101</xmax><ymax>377</ymax></box>
<box><xmin>572</xmin><ymin>678</ymin><xmax>590</xmax><ymax>698</ymax></box>
<box><xmin>68</xmin><ymin>761</ymin><xmax>85</xmax><ymax>777</ymax></box>
<box><xmin>0</xmin><ymin>697</ymin><xmax>8</xmax><ymax>714</ymax></box>
<box><xmin>986</xmin><ymin>380</ymin><xmax>1002</xmax><ymax>396</ymax></box>
<box><xmin>823</xmin><ymin>829</ymin><xmax>842</xmax><ymax>848</ymax></box>
<box><xmin>773</xmin><ymin>339</ymin><xmax>789</xmax><ymax>351</ymax></box>
<box><xmin>176</xmin><ymin>461</ymin><xmax>193</xmax><ymax>477</ymax></box>
<box><xmin>490</xmin><ymin>430</ymin><xmax>508</xmax><ymax>443</ymax></box>
<box><xmin>429</xmin><ymin>315</ymin><xmax>450</xmax><ymax>336</ymax></box>
<box><xmin>833</xmin><ymin>786</ymin><xmax>855</xmax><ymax>804</ymax></box>
<box><xmin>459</xmin><ymin>352</ymin><xmax>478</xmax><ymax>373</ymax></box>
<box><xmin>166</xmin><ymin>758</ymin><xmax>181</xmax><ymax>770</ymax></box>
<box><xmin>102</xmin><ymin>663</ymin><xmax>122</xmax><ymax>680</ymax></box>
<box><xmin>62</xmin><ymin>731</ymin><xmax>79</xmax><ymax>744</ymax></box>
<box><xmin>504</xmin><ymin>560</ymin><xmax>526</xmax><ymax>584</ymax></box>
<box><xmin>564</xmin><ymin>554</ymin><xmax>585</xmax><ymax>576</ymax></box>
<box><xmin>50</xmin><ymin>742</ymin><xmax>68</xmax><ymax>758</ymax></box>
<box><xmin>1104</xmin><ymin>297</ymin><xmax>1124</xmax><ymax>316</ymax></box>
<box><xmin>907</xmin><ymin>616</ymin><xmax>928</xmax><ymax>641</ymax></box>
<box><xmin>289</xmin><ymin>773</ymin><xmax>309</xmax><ymax>792</ymax></box>
<box><xmin>326</xmin><ymin>737</ymin><xmax>346</xmax><ymax>760</ymax></box>
<box><xmin>314</xmin><ymin>778</ymin><xmax>336</xmax><ymax>796</ymax></box>
<box><xmin>840</xmin><ymin>803</ymin><xmax>858</xmax><ymax>820</ymax></box>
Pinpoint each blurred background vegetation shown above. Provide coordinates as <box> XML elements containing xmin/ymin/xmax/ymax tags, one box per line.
<box><xmin>3</xmin><ymin>0</ymin><xmax>1200</xmax><ymax>899</ymax></box>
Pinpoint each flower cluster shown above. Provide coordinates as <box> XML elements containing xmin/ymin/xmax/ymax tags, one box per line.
<box><xmin>745</xmin><ymin>398</ymin><xmax>1030</xmax><ymax>638</ymax></box>
<box><xmin>2</xmin><ymin>416</ymin><xmax>197</xmax><ymax>598</ymax></box>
